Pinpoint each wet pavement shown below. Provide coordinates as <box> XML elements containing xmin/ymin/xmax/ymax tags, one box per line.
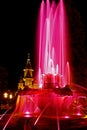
<box><xmin>0</xmin><ymin>115</ymin><xmax>87</xmax><ymax>130</ymax></box>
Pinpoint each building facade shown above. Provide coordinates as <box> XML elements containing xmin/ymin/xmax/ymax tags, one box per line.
<box><xmin>18</xmin><ymin>53</ymin><xmax>38</xmax><ymax>90</ymax></box>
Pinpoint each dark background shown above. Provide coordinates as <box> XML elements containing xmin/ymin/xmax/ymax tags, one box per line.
<box><xmin>0</xmin><ymin>0</ymin><xmax>87</xmax><ymax>90</ymax></box>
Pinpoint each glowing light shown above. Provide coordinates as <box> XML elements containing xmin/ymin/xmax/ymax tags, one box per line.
<box><xmin>77</xmin><ymin>112</ymin><xmax>82</xmax><ymax>116</ymax></box>
<box><xmin>9</xmin><ymin>94</ymin><xmax>13</xmax><ymax>99</ymax></box>
<box><xmin>24</xmin><ymin>111</ymin><xmax>31</xmax><ymax>118</ymax></box>
<box><xmin>83</xmin><ymin>115</ymin><xmax>87</xmax><ymax>119</ymax></box>
<box><xmin>24</xmin><ymin>114</ymin><xmax>31</xmax><ymax>118</ymax></box>
<box><xmin>64</xmin><ymin>115</ymin><xmax>70</xmax><ymax>119</ymax></box>
<box><xmin>25</xmin><ymin>111</ymin><xmax>30</xmax><ymax>115</ymax></box>
<box><xmin>3</xmin><ymin>92</ymin><xmax>8</xmax><ymax>99</ymax></box>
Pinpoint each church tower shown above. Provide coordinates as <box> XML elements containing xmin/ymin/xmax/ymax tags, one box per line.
<box><xmin>18</xmin><ymin>53</ymin><xmax>34</xmax><ymax>90</ymax></box>
<box><xmin>23</xmin><ymin>53</ymin><xmax>34</xmax><ymax>88</ymax></box>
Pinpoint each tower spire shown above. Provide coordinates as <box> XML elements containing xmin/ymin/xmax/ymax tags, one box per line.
<box><xmin>22</xmin><ymin>53</ymin><xmax>34</xmax><ymax>88</ymax></box>
<box><xmin>28</xmin><ymin>53</ymin><xmax>30</xmax><ymax>59</ymax></box>
<box><xmin>25</xmin><ymin>53</ymin><xmax>32</xmax><ymax>69</ymax></box>
<box><xmin>18</xmin><ymin>53</ymin><xmax>37</xmax><ymax>90</ymax></box>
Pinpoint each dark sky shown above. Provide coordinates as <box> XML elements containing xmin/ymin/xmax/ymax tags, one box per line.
<box><xmin>0</xmin><ymin>0</ymin><xmax>87</xmax><ymax>90</ymax></box>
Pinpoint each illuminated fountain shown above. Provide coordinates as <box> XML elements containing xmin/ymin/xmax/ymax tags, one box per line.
<box><xmin>2</xmin><ymin>0</ymin><xmax>87</xmax><ymax>129</ymax></box>
<box><xmin>15</xmin><ymin>0</ymin><xmax>87</xmax><ymax>123</ymax></box>
<box><xmin>36</xmin><ymin>0</ymin><xmax>70</xmax><ymax>89</ymax></box>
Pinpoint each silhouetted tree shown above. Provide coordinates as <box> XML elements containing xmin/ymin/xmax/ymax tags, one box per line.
<box><xmin>0</xmin><ymin>66</ymin><xmax>8</xmax><ymax>91</ymax></box>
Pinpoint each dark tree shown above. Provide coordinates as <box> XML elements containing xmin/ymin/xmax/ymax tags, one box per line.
<box><xmin>0</xmin><ymin>66</ymin><xmax>8</xmax><ymax>91</ymax></box>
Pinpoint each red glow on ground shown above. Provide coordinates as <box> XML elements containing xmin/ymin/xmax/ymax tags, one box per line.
<box><xmin>15</xmin><ymin>84</ymin><xmax>87</xmax><ymax>120</ymax></box>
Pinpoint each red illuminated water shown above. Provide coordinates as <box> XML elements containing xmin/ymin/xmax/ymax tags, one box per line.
<box><xmin>2</xmin><ymin>84</ymin><xmax>87</xmax><ymax>129</ymax></box>
<box><xmin>36</xmin><ymin>0</ymin><xmax>70</xmax><ymax>88</ymax></box>
<box><xmin>14</xmin><ymin>0</ymin><xmax>87</xmax><ymax>129</ymax></box>
<box><xmin>2</xmin><ymin>0</ymin><xmax>87</xmax><ymax>129</ymax></box>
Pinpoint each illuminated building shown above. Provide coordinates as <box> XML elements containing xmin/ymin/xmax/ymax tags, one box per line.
<box><xmin>18</xmin><ymin>53</ymin><xmax>38</xmax><ymax>90</ymax></box>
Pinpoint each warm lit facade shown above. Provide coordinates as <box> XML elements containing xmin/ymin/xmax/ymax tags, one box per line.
<box><xmin>18</xmin><ymin>53</ymin><xmax>37</xmax><ymax>90</ymax></box>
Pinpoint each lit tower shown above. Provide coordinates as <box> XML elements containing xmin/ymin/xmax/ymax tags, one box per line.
<box><xmin>23</xmin><ymin>53</ymin><xmax>34</xmax><ymax>89</ymax></box>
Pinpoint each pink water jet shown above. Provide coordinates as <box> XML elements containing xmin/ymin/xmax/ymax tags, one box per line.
<box><xmin>14</xmin><ymin>0</ymin><xmax>87</xmax><ymax>119</ymax></box>
<box><xmin>1</xmin><ymin>1</ymin><xmax>87</xmax><ymax>130</ymax></box>
<box><xmin>36</xmin><ymin>0</ymin><xmax>70</xmax><ymax>88</ymax></box>
<box><xmin>5</xmin><ymin>0</ymin><xmax>87</xmax><ymax>129</ymax></box>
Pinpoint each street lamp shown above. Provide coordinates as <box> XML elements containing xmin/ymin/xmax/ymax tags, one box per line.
<box><xmin>9</xmin><ymin>94</ymin><xmax>13</xmax><ymax>99</ymax></box>
<box><xmin>3</xmin><ymin>92</ymin><xmax>8</xmax><ymax>99</ymax></box>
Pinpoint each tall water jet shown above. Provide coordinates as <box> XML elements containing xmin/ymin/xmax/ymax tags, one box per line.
<box><xmin>36</xmin><ymin>0</ymin><xmax>70</xmax><ymax>88</ymax></box>
<box><xmin>5</xmin><ymin>0</ymin><xmax>87</xmax><ymax>129</ymax></box>
<box><xmin>13</xmin><ymin>0</ymin><xmax>87</xmax><ymax>120</ymax></box>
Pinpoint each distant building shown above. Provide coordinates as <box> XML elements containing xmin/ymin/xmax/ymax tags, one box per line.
<box><xmin>18</xmin><ymin>53</ymin><xmax>38</xmax><ymax>90</ymax></box>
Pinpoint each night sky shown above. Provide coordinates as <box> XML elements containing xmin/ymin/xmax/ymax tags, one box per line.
<box><xmin>0</xmin><ymin>0</ymin><xmax>87</xmax><ymax>90</ymax></box>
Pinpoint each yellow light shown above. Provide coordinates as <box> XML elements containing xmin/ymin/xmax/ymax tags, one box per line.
<box><xmin>9</xmin><ymin>94</ymin><xmax>13</xmax><ymax>99</ymax></box>
<box><xmin>83</xmin><ymin>115</ymin><xmax>87</xmax><ymax>119</ymax></box>
<box><xmin>3</xmin><ymin>92</ymin><xmax>8</xmax><ymax>98</ymax></box>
